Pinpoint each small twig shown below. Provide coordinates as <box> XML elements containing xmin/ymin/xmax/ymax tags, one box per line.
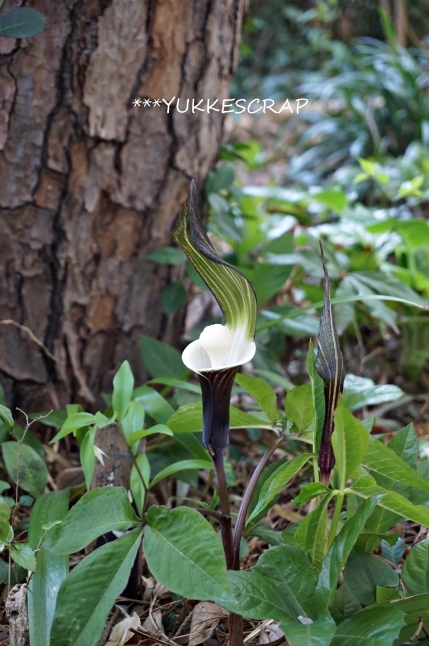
<box><xmin>97</xmin><ymin>607</ymin><xmax>122</xmax><ymax>646</ymax></box>
<box><xmin>0</xmin><ymin>319</ymin><xmax>57</xmax><ymax>362</ymax></box>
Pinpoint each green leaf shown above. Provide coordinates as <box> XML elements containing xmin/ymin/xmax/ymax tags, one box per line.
<box><xmin>44</xmin><ymin>487</ymin><xmax>140</xmax><ymax>555</ymax></box>
<box><xmin>0</xmin><ymin>8</ymin><xmax>45</xmax><ymax>38</ymax></box>
<box><xmin>147</xmin><ymin>377</ymin><xmax>201</xmax><ymax>394</ymax></box>
<box><xmin>332</xmin><ymin>400</ymin><xmax>369</xmax><ymax>490</ymax></box>
<box><xmin>10</xmin><ymin>543</ymin><xmax>36</xmax><ymax>571</ymax></box>
<box><xmin>132</xmin><ymin>385</ymin><xmax>174</xmax><ymax>423</ymax></box>
<box><xmin>140</xmin><ymin>335</ymin><xmax>186</xmax><ymax>379</ymax></box>
<box><xmin>294</xmin><ymin>493</ymin><xmax>333</xmax><ymax>572</ymax></box>
<box><xmin>50</xmin><ymin>412</ymin><xmax>96</xmax><ymax>443</ymax></box>
<box><xmin>149</xmin><ymin>459</ymin><xmax>213</xmax><ymax>487</ymax></box>
<box><xmin>0</xmin><ymin>404</ymin><xmax>13</xmax><ymax>430</ymax></box>
<box><xmin>375</xmin><ymin>593</ymin><xmax>429</xmax><ymax>645</ymax></box>
<box><xmin>167</xmin><ymin>402</ymin><xmax>273</xmax><ymax>435</ymax></box>
<box><xmin>94</xmin><ymin>411</ymin><xmax>115</xmax><ymax>428</ymax></box>
<box><xmin>286</xmin><ymin>384</ymin><xmax>314</xmax><ymax>434</ymax></box>
<box><xmin>80</xmin><ymin>427</ymin><xmax>96</xmax><ymax>490</ymax></box>
<box><xmin>332</xmin><ymin>605</ymin><xmax>405</xmax><ymax>646</ymax></box>
<box><xmin>280</xmin><ymin>613</ymin><xmax>337</xmax><ymax>646</ymax></box>
<box><xmin>388</xmin><ymin>424</ymin><xmax>418</xmax><ymax>468</ymax></box>
<box><xmin>128</xmin><ymin>424</ymin><xmax>173</xmax><ymax>444</ymax></box>
<box><xmin>130</xmin><ymin>452</ymin><xmax>150</xmax><ymax>515</ymax></box>
<box><xmin>343</xmin><ymin>551</ymin><xmax>399</xmax><ymax>605</ymax></box>
<box><xmin>0</xmin><ymin>497</ymin><xmax>11</xmax><ymax>543</ymax></box>
<box><xmin>225</xmin><ymin>570</ymin><xmax>291</xmax><ymax>621</ymax></box>
<box><xmin>253</xmin><ymin>545</ymin><xmax>318</xmax><ymax>619</ymax></box>
<box><xmin>144</xmin><ymin>506</ymin><xmax>232</xmax><ymax>604</ymax></box>
<box><xmin>247</xmin><ymin>454</ymin><xmax>312</xmax><ymax>525</ymax></box>
<box><xmin>112</xmin><ymin>360</ymin><xmax>134</xmax><ymax>422</ymax></box>
<box><xmin>380</xmin><ymin>537</ymin><xmax>405</xmax><ymax>565</ymax></box>
<box><xmin>173</xmin><ymin>180</ymin><xmax>257</xmax><ymax>338</ymax></box>
<box><xmin>2</xmin><ymin>441</ymin><xmax>48</xmax><ymax>498</ymax></box>
<box><xmin>307</xmin><ymin>340</ymin><xmax>325</xmax><ymax>452</ymax></box>
<box><xmin>313</xmin><ymin>187</ymin><xmax>348</xmax><ymax>214</ymax></box>
<box><xmin>235</xmin><ymin>373</ymin><xmax>281</xmax><ymax>424</ymax></box>
<box><xmin>121</xmin><ymin>401</ymin><xmax>145</xmax><ymax>451</ymax></box>
<box><xmin>147</xmin><ymin>247</ymin><xmax>187</xmax><ymax>265</ymax></box>
<box><xmin>342</xmin><ymin>374</ymin><xmax>403</xmax><ymax>412</ymax></box>
<box><xmin>350</xmin><ymin>484</ymin><xmax>429</xmax><ymax>526</ymax></box>
<box><xmin>161</xmin><ymin>281</ymin><xmax>187</xmax><ymax>314</ymax></box>
<box><xmin>28</xmin><ymin>490</ymin><xmax>69</xmax><ymax>646</ymax></box>
<box><xmin>50</xmin><ymin>528</ymin><xmax>142</xmax><ymax>646</ymax></box>
<box><xmin>362</xmin><ymin>435</ymin><xmax>429</xmax><ymax>491</ymax></box>
<box><xmin>293</xmin><ymin>483</ymin><xmax>330</xmax><ymax>508</ymax></box>
<box><xmin>402</xmin><ymin>539</ymin><xmax>429</xmax><ymax>595</ymax></box>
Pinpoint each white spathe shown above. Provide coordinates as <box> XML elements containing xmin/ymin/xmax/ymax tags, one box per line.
<box><xmin>182</xmin><ymin>323</ymin><xmax>256</xmax><ymax>372</ymax></box>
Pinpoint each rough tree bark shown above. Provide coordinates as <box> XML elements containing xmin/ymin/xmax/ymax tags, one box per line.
<box><xmin>0</xmin><ymin>0</ymin><xmax>248</xmax><ymax>412</ymax></box>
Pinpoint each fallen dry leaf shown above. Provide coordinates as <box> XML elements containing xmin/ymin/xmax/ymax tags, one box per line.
<box><xmin>189</xmin><ymin>601</ymin><xmax>228</xmax><ymax>646</ymax></box>
<box><xmin>258</xmin><ymin>622</ymin><xmax>284</xmax><ymax>644</ymax></box>
<box><xmin>106</xmin><ymin>613</ymin><xmax>140</xmax><ymax>646</ymax></box>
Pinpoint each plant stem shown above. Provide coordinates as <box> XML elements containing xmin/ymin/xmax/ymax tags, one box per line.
<box><xmin>232</xmin><ymin>434</ymin><xmax>285</xmax><ymax>569</ymax></box>
<box><xmin>211</xmin><ymin>450</ymin><xmax>234</xmax><ymax>569</ymax></box>
<box><xmin>327</xmin><ymin>492</ymin><xmax>344</xmax><ymax>550</ymax></box>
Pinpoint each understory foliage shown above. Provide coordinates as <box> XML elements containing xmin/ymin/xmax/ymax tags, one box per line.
<box><xmin>0</xmin><ymin>6</ymin><xmax>428</xmax><ymax>646</ymax></box>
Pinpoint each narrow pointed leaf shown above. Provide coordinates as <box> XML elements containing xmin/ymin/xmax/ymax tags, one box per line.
<box><xmin>173</xmin><ymin>180</ymin><xmax>257</xmax><ymax>338</ymax></box>
<box><xmin>50</xmin><ymin>528</ymin><xmax>142</xmax><ymax>646</ymax></box>
<box><xmin>112</xmin><ymin>360</ymin><xmax>134</xmax><ymax>422</ymax></box>
<box><xmin>286</xmin><ymin>384</ymin><xmax>314</xmax><ymax>434</ymax></box>
<box><xmin>350</xmin><ymin>484</ymin><xmax>429</xmax><ymax>526</ymax></box>
<box><xmin>362</xmin><ymin>436</ymin><xmax>429</xmax><ymax>491</ymax></box>
<box><xmin>247</xmin><ymin>454</ymin><xmax>312</xmax><ymax>525</ymax></box>
<box><xmin>235</xmin><ymin>373</ymin><xmax>281</xmax><ymax>424</ymax></box>
<box><xmin>167</xmin><ymin>402</ymin><xmax>273</xmax><ymax>434</ymax></box>
<box><xmin>294</xmin><ymin>493</ymin><xmax>334</xmax><ymax>572</ymax></box>
<box><xmin>316</xmin><ymin>496</ymin><xmax>380</xmax><ymax>613</ymax></box>
<box><xmin>332</xmin><ymin>400</ymin><xmax>369</xmax><ymax>490</ymax></box>
<box><xmin>149</xmin><ymin>459</ymin><xmax>213</xmax><ymax>487</ymax></box>
<box><xmin>28</xmin><ymin>490</ymin><xmax>69</xmax><ymax>646</ymax></box>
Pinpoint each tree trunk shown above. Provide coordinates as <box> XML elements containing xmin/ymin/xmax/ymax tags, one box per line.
<box><xmin>0</xmin><ymin>0</ymin><xmax>248</xmax><ymax>412</ymax></box>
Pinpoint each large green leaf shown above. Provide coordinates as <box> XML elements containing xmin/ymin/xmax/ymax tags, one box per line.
<box><xmin>112</xmin><ymin>360</ymin><xmax>134</xmax><ymax>422</ymax></box>
<box><xmin>332</xmin><ymin>400</ymin><xmax>369</xmax><ymax>490</ymax></box>
<box><xmin>294</xmin><ymin>493</ymin><xmax>333</xmax><ymax>572</ymax></box>
<box><xmin>0</xmin><ymin>404</ymin><xmax>13</xmax><ymax>430</ymax></box>
<box><xmin>253</xmin><ymin>545</ymin><xmax>318</xmax><ymax>619</ymax></box>
<box><xmin>44</xmin><ymin>487</ymin><xmax>140</xmax><ymax>555</ymax></box>
<box><xmin>28</xmin><ymin>490</ymin><xmax>70</xmax><ymax>646</ymax></box>
<box><xmin>50</xmin><ymin>528</ymin><xmax>142</xmax><ymax>646</ymax></box>
<box><xmin>144</xmin><ymin>506</ymin><xmax>232</xmax><ymax>604</ymax></box>
<box><xmin>50</xmin><ymin>412</ymin><xmax>96</xmax><ymax>443</ymax></box>
<box><xmin>285</xmin><ymin>384</ymin><xmax>314</xmax><ymax>434</ymax></box>
<box><xmin>280</xmin><ymin>613</ymin><xmax>337</xmax><ymax>646</ymax></box>
<box><xmin>235</xmin><ymin>373</ymin><xmax>281</xmax><ymax>424</ymax></box>
<box><xmin>173</xmin><ymin>181</ymin><xmax>257</xmax><ymax>338</ymax></box>
<box><xmin>331</xmin><ymin>605</ymin><xmax>405</xmax><ymax>646</ymax></box>
<box><xmin>307</xmin><ymin>341</ymin><xmax>325</xmax><ymax>452</ymax></box>
<box><xmin>247</xmin><ymin>454</ymin><xmax>312</xmax><ymax>525</ymax></box>
<box><xmin>167</xmin><ymin>402</ymin><xmax>272</xmax><ymax>434</ymax></box>
<box><xmin>402</xmin><ymin>540</ymin><xmax>429</xmax><ymax>595</ymax></box>
<box><xmin>2</xmin><ymin>441</ymin><xmax>48</xmax><ymax>498</ymax></box>
<box><xmin>316</xmin><ymin>496</ymin><xmax>379</xmax><ymax>612</ymax></box>
<box><xmin>140</xmin><ymin>335</ymin><xmax>186</xmax><ymax>378</ymax></box>
<box><xmin>362</xmin><ymin>436</ymin><xmax>429</xmax><ymax>490</ymax></box>
<box><xmin>225</xmin><ymin>570</ymin><xmax>291</xmax><ymax>621</ymax></box>
<box><xmin>343</xmin><ymin>551</ymin><xmax>399</xmax><ymax>605</ymax></box>
<box><xmin>0</xmin><ymin>7</ymin><xmax>45</xmax><ymax>38</ymax></box>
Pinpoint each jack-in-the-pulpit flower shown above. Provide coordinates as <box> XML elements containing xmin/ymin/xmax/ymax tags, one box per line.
<box><xmin>315</xmin><ymin>244</ymin><xmax>345</xmax><ymax>485</ymax></box>
<box><xmin>173</xmin><ymin>180</ymin><xmax>257</xmax><ymax>458</ymax></box>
